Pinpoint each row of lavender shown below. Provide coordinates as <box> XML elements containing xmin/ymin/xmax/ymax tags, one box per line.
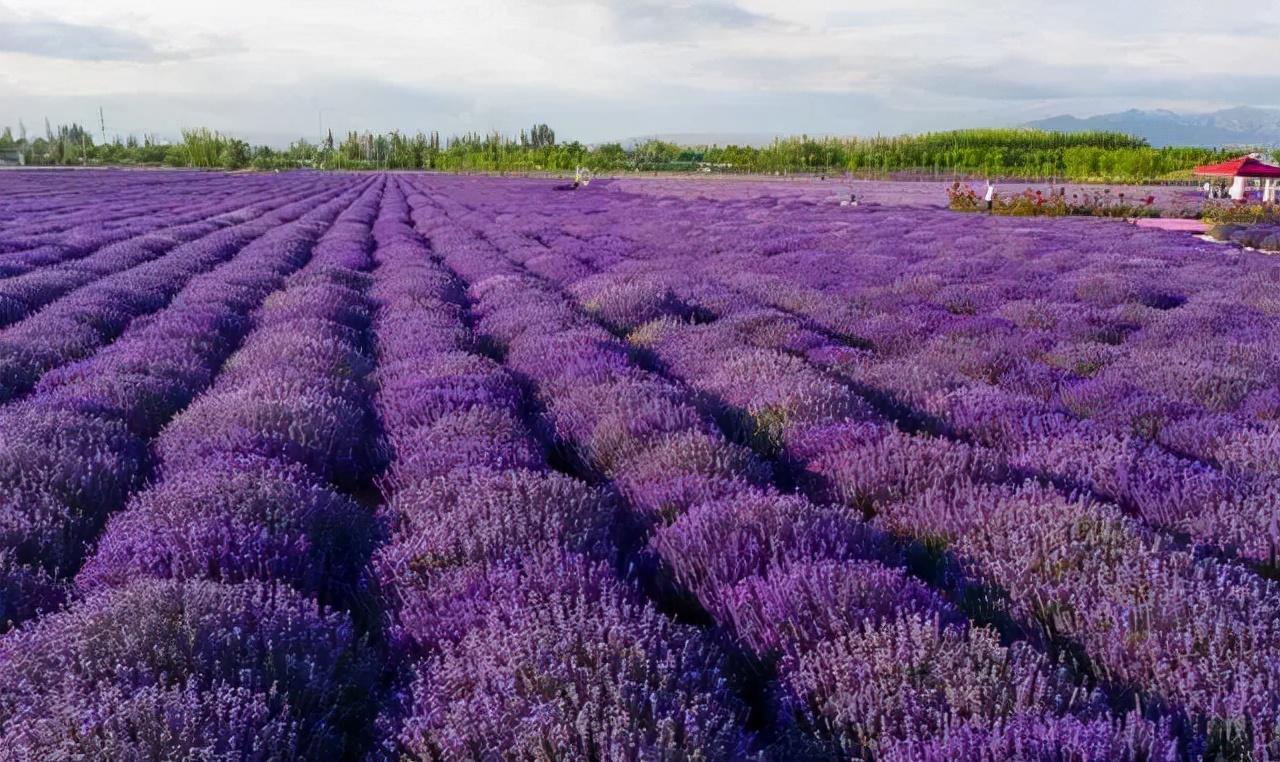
<box><xmin>0</xmin><ymin>176</ymin><xmax>385</xmax><ymax>756</ymax></box>
<box><xmin>0</xmin><ymin>176</ymin><xmax>347</xmax><ymax>403</ymax></box>
<box><xmin>503</xmin><ymin>199</ymin><xmax>1278</xmax><ymax>565</ymax></box>
<box><xmin>403</xmin><ymin>179</ymin><xmax>1178</xmax><ymax>759</ymax></box>
<box><xmin>692</xmin><ymin>202</ymin><xmax>1280</xmax><ymax>569</ymax></box>
<box><xmin>458</xmin><ymin>178</ymin><xmax>1280</xmax><ymax>512</ymax></box>
<box><xmin>421</xmin><ymin>178</ymin><xmax>1280</xmax><ymax>565</ymax></box>
<box><xmin>0</xmin><ymin>175</ymin><xmax>368</xmax><ymax>612</ymax></box>
<box><xmin>678</xmin><ymin>198</ymin><xmax>1280</xmax><ymax>564</ymax></box>
<box><xmin>0</xmin><ymin>171</ymin><xmax>283</xmax><ymax>253</ymax></box>
<box><xmin>625</xmin><ymin>268</ymin><xmax>1280</xmax><ymax>759</ymax></box>
<box><xmin>0</xmin><ymin>178</ymin><xmax>368</xmax><ymax>621</ymax></box>
<box><xmin>704</xmin><ymin>231</ymin><xmax>1280</xmax><ymax>569</ymax></box>
<box><xmin>593</xmin><ymin>184</ymin><xmax>1275</xmax><ymax>469</ymax></box>
<box><xmin>481</xmin><ymin>178</ymin><xmax>1280</xmax><ymax>758</ymax></box>
<box><xmin>368</xmin><ymin>180</ymin><xmax>756</xmax><ymax>757</ymax></box>
<box><xmin>4</xmin><ymin>174</ymin><xmax>756</xmax><ymax>759</ymax></box>
<box><xmin>410</xmin><ymin>176</ymin><xmax>1280</xmax><ymax>758</ymax></box>
<box><xmin>0</xmin><ymin>173</ymin><xmax>333</xmax><ymax>285</ymax></box>
<box><xmin>1</xmin><ymin>169</ymin><xmax>1275</xmax><ymax>758</ymax></box>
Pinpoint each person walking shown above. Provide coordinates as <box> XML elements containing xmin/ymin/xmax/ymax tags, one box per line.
<box><xmin>984</xmin><ymin>181</ymin><xmax>996</xmax><ymax>213</ymax></box>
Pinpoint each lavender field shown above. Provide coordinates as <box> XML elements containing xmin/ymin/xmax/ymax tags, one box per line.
<box><xmin>2</xmin><ymin>169</ymin><xmax>1279</xmax><ymax>761</ymax></box>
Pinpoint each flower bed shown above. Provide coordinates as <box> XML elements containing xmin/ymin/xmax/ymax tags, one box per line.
<box><xmin>947</xmin><ymin>182</ymin><xmax>1163</xmax><ymax>218</ymax></box>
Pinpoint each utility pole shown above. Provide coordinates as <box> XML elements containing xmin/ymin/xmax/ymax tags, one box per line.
<box><xmin>99</xmin><ymin>107</ymin><xmax>107</xmax><ymax>145</ymax></box>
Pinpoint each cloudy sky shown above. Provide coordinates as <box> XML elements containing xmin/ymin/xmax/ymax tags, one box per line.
<box><xmin>2</xmin><ymin>0</ymin><xmax>1278</xmax><ymax>145</ymax></box>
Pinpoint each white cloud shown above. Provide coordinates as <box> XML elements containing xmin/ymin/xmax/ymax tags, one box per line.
<box><xmin>2</xmin><ymin>0</ymin><xmax>1278</xmax><ymax>142</ymax></box>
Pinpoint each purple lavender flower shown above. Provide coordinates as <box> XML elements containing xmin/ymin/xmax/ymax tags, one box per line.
<box><xmin>78</xmin><ymin>454</ymin><xmax>376</xmax><ymax>609</ymax></box>
<box><xmin>0</xmin><ymin>579</ymin><xmax>379</xmax><ymax>758</ymax></box>
<box><xmin>395</xmin><ymin>553</ymin><xmax>753</xmax><ymax>760</ymax></box>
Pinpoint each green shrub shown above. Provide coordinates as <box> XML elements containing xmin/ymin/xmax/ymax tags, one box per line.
<box><xmin>1203</xmin><ymin>202</ymin><xmax>1280</xmax><ymax>225</ymax></box>
<box><xmin>949</xmin><ymin>184</ymin><xmax>1160</xmax><ymax>218</ymax></box>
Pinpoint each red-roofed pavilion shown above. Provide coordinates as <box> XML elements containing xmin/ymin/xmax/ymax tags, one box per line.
<box><xmin>1195</xmin><ymin>155</ymin><xmax>1280</xmax><ymax>201</ymax></box>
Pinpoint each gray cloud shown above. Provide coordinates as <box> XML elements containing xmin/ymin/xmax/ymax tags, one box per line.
<box><xmin>3</xmin><ymin>0</ymin><xmax>1277</xmax><ymax>143</ymax></box>
<box><xmin>0</xmin><ymin>16</ymin><xmax>238</xmax><ymax>62</ymax></box>
<box><xmin>824</xmin><ymin>9</ymin><xmax>907</xmax><ymax>28</ymax></box>
<box><xmin>603</xmin><ymin>1</ymin><xmax>784</xmax><ymax>42</ymax></box>
<box><xmin>4</xmin><ymin>77</ymin><xmax>476</xmax><ymax>146</ymax></box>
<box><xmin>4</xmin><ymin>77</ymin><xmax>899</xmax><ymax>147</ymax></box>
<box><xmin>893</xmin><ymin>59</ymin><xmax>1280</xmax><ymax>105</ymax></box>
<box><xmin>0</xmin><ymin>20</ymin><xmax>166</xmax><ymax>61</ymax></box>
<box><xmin>894</xmin><ymin>62</ymin><xmax>1095</xmax><ymax>102</ymax></box>
<box><xmin>697</xmin><ymin>53</ymin><xmax>844</xmax><ymax>83</ymax></box>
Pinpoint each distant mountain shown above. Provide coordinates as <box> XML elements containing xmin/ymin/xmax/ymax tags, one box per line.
<box><xmin>1026</xmin><ymin>106</ymin><xmax>1280</xmax><ymax>148</ymax></box>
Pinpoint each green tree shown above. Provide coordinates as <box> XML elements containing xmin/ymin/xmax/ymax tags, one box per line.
<box><xmin>220</xmin><ymin>138</ymin><xmax>251</xmax><ymax>169</ymax></box>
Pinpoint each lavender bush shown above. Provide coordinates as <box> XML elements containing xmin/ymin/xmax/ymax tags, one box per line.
<box><xmin>5</xmin><ymin>169</ymin><xmax>1279</xmax><ymax>758</ymax></box>
<box><xmin>0</xmin><ymin>579</ymin><xmax>379</xmax><ymax>759</ymax></box>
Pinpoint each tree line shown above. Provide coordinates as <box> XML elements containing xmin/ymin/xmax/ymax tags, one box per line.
<box><xmin>0</xmin><ymin>120</ymin><xmax>1249</xmax><ymax>182</ymax></box>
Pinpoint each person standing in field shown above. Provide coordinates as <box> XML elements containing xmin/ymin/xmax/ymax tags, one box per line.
<box><xmin>984</xmin><ymin>181</ymin><xmax>996</xmax><ymax>213</ymax></box>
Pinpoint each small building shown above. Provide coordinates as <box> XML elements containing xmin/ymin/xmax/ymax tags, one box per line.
<box><xmin>1194</xmin><ymin>155</ymin><xmax>1280</xmax><ymax>202</ymax></box>
<box><xmin>0</xmin><ymin>149</ymin><xmax>25</xmax><ymax>167</ymax></box>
